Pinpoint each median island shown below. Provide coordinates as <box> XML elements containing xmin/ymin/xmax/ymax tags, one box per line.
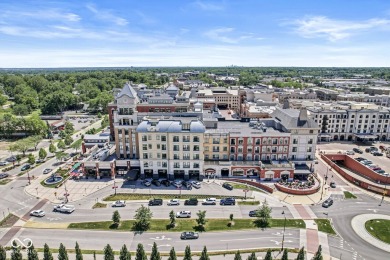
<box><xmin>365</xmin><ymin>219</ymin><xmax>390</xmax><ymax>244</ymax></box>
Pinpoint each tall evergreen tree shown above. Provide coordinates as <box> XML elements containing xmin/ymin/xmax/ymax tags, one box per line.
<box><xmin>10</xmin><ymin>241</ymin><xmax>22</xmax><ymax>260</ymax></box>
<box><xmin>183</xmin><ymin>245</ymin><xmax>192</xmax><ymax>260</ymax></box>
<box><xmin>150</xmin><ymin>242</ymin><xmax>161</xmax><ymax>260</ymax></box>
<box><xmin>233</xmin><ymin>251</ymin><xmax>242</xmax><ymax>260</ymax></box>
<box><xmin>75</xmin><ymin>242</ymin><xmax>83</xmax><ymax>260</ymax></box>
<box><xmin>246</xmin><ymin>252</ymin><xmax>256</xmax><ymax>260</ymax></box>
<box><xmin>58</xmin><ymin>243</ymin><xmax>69</xmax><ymax>260</ymax></box>
<box><xmin>168</xmin><ymin>247</ymin><xmax>177</xmax><ymax>260</ymax></box>
<box><xmin>104</xmin><ymin>244</ymin><xmax>115</xmax><ymax>260</ymax></box>
<box><xmin>281</xmin><ymin>249</ymin><xmax>288</xmax><ymax>260</ymax></box>
<box><xmin>264</xmin><ymin>249</ymin><xmax>273</xmax><ymax>260</ymax></box>
<box><xmin>120</xmin><ymin>245</ymin><xmax>131</xmax><ymax>260</ymax></box>
<box><xmin>296</xmin><ymin>247</ymin><xmax>305</xmax><ymax>260</ymax></box>
<box><xmin>0</xmin><ymin>245</ymin><xmax>6</xmax><ymax>260</ymax></box>
<box><xmin>112</xmin><ymin>210</ymin><xmax>121</xmax><ymax>227</ymax></box>
<box><xmin>27</xmin><ymin>244</ymin><xmax>39</xmax><ymax>260</ymax></box>
<box><xmin>313</xmin><ymin>245</ymin><xmax>323</xmax><ymax>260</ymax></box>
<box><xmin>43</xmin><ymin>243</ymin><xmax>53</xmax><ymax>260</ymax></box>
<box><xmin>199</xmin><ymin>246</ymin><xmax>210</xmax><ymax>260</ymax></box>
<box><xmin>135</xmin><ymin>244</ymin><xmax>147</xmax><ymax>260</ymax></box>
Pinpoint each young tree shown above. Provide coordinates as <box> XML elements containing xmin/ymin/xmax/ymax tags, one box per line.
<box><xmin>150</xmin><ymin>242</ymin><xmax>161</xmax><ymax>260</ymax></box>
<box><xmin>28</xmin><ymin>135</ymin><xmax>42</xmax><ymax>151</ymax></box>
<box><xmin>27</xmin><ymin>153</ymin><xmax>35</xmax><ymax>164</ymax></box>
<box><xmin>64</xmin><ymin>135</ymin><xmax>74</xmax><ymax>146</ymax></box>
<box><xmin>135</xmin><ymin>243</ymin><xmax>147</xmax><ymax>260</ymax></box>
<box><xmin>168</xmin><ymin>247</ymin><xmax>176</xmax><ymax>260</ymax></box>
<box><xmin>27</xmin><ymin>244</ymin><xmax>39</xmax><ymax>260</ymax></box>
<box><xmin>59</xmin><ymin>130</ymin><xmax>67</xmax><ymax>139</ymax></box>
<box><xmin>39</xmin><ymin>147</ymin><xmax>47</xmax><ymax>159</ymax></box>
<box><xmin>57</xmin><ymin>140</ymin><xmax>66</xmax><ymax>151</ymax></box>
<box><xmin>70</xmin><ymin>139</ymin><xmax>83</xmax><ymax>153</ymax></box>
<box><xmin>313</xmin><ymin>245</ymin><xmax>323</xmax><ymax>260</ymax></box>
<box><xmin>10</xmin><ymin>240</ymin><xmax>22</xmax><ymax>260</ymax></box>
<box><xmin>264</xmin><ymin>249</ymin><xmax>273</xmax><ymax>260</ymax></box>
<box><xmin>58</xmin><ymin>243</ymin><xmax>69</xmax><ymax>260</ymax></box>
<box><xmin>169</xmin><ymin>210</ymin><xmax>176</xmax><ymax>228</ymax></box>
<box><xmin>64</xmin><ymin>121</ymin><xmax>75</xmax><ymax>135</ymax></box>
<box><xmin>133</xmin><ymin>205</ymin><xmax>153</xmax><ymax>231</ymax></box>
<box><xmin>234</xmin><ymin>251</ymin><xmax>242</xmax><ymax>260</ymax></box>
<box><xmin>75</xmin><ymin>242</ymin><xmax>83</xmax><ymax>260</ymax></box>
<box><xmin>0</xmin><ymin>245</ymin><xmax>6</xmax><ymax>260</ymax></box>
<box><xmin>10</xmin><ymin>138</ymin><xmax>34</xmax><ymax>156</ymax></box>
<box><xmin>16</xmin><ymin>154</ymin><xmax>22</xmax><ymax>165</ymax></box>
<box><xmin>246</xmin><ymin>252</ymin><xmax>256</xmax><ymax>260</ymax></box>
<box><xmin>104</xmin><ymin>244</ymin><xmax>114</xmax><ymax>260</ymax></box>
<box><xmin>256</xmin><ymin>199</ymin><xmax>272</xmax><ymax>227</ymax></box>
<box><xmin>56</xmin><ymin>151</ymin><xmax>68</xmax><ymax>162</ymax></box>
<box><xmin>281</xmin><ymin>249</ymin><xmax>288</xmax><ymax>260</ymax></box>
<box><xmin>196</xmin><ymin>210</ymin><xmax>207</xmax><ymax>227</ymax></box>
<box><xmin>296</xmin><ymin>247</ymin><xmax>305</xmax><ymax>260</ymax></box>
<box><xmin>199</xmin><ymin>246</ymin><xmax>210</xmax><ymax>260</ymax></box>
<box><xmin>49</xmin><ymin>143</ymin><xmax>57</xmax><ymax>154</ymax></box>
<box><xmin>43</xmin><ymin>243</ymin><xmax>53</xmax><ymax>260</ymax></box>
<box><xmin>119</xmin><ymin>244</ymin><xmax>131</xmax><ymax>260</ymax></box>
<box><xmin>183</xmin><ymin>246</ymin><xmax>192</xmax><ymax>260</ymax></box>
<box><xmin>112</xmin><ymin>210</ymin><xmax>121</xmax><ymax>227</ymax></box>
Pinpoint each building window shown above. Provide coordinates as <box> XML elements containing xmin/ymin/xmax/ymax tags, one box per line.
<box><xmin>193</xmin><ymin>154</ymin><xmax>200</xmax><ymax>160</ymax></box>
<box><xmin>161</xmin><ymin>136</ymin><xmax>166</xmax><ymax>142</ymax></box>
<box><xmin>174</xmin><ymin>163</ymin><xmax>180</xmax><ymax>168</ymax></box>
<box><xmin>308</xmin><ymin>139</ymin><xmax>313</xmax><ymax>144</ymax></box>
<box><xmin>292</xmin><ymin>147</ymin><xmax>297</xmax><ymax>152</ymax></box>
<box><xmin>142</xmin><ymin>144</ymin><xmax>147</xmax><ymax>150</ymax></box>
<box><xmin>174</xmin><ymin>154</ymin><xmax>180</xmax><ymax>160</ymax></box>
<box><xmin>193</xmin><ymin>136</ymin><xmax>200</xmax><ymax>142</ymax></box>
<box><xmin>183</xmin><ymin>136</ymin><xmax>190</xmax><ymax>142</ymax></box>
<box><xmin>293</xmin><ymin>139</ymin><xmax>298</xmax><ymax>144</ymax></box>
<box><xmin>162</xmin><ymin>153</ymin><xmax>167</xmax><ymax>159</ymax></box>
<box><xmin>143</xmin><ymin>153</ymin><xmax>148</xmax><ymax>159</ymax></box>
<box><xmin>183</xmin><ymin>162</ymin><xmax>190</xmax><ymax>168</ymax></box>
<box><xmin>173</xmin><ymin>136</ymin><xmax>179</xmax><ymax>142</ymax></box>
<box><xmin>193</xmin><ymin>145</ymin><xmax>200</xmax><ymax>151</ymax></box>
<box><xmin>183</xmin><ymin>145</ymin><xmax>190</xmax><ymax>151</ymax></box>
<box><xmin>142</xmin><ymin>135</ymin><xmax>147</xmax><ymax>142</ymax></box>
<box><xmin>173</xmin><ymin>145</ymin><xmax>179</xmax><ymax>151</ymax></box>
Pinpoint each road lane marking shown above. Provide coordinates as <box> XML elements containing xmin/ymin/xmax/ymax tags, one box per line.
<box><xmin>220</xmin><ymin>236</ymin><xmax>298</xmax><ymax>242</ymax></box>
<box><xmin>149</xmin><ymin>235</ymin><xmax>171</xmax><ymax>241</ymax></box>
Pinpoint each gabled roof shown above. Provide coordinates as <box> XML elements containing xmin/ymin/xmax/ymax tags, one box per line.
<box><xmin>116</xmin><ymin>83</ymin><xmax>138</xmax><ymax>100</ymax></box>
<box><xmin>166</xmin><ymin>84</ymin><xmax>178</xmax><ymax>91</ymax></box>
<box><xmin>271</xmin><ymin>107</ymin><xmax>319</xmax><ymax>130</ymax></box>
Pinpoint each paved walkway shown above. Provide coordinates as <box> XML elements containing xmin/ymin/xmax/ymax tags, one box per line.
<box><xmin>351</xmin><ymin>214</ymin><xmax>390</xmax><ymax>253</ymax></box>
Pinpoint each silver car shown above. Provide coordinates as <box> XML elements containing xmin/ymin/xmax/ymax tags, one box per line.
<box><xmin>30</xmin><ymin>210</ymin><xmax>45</xmax><ymax>217</ymax></box>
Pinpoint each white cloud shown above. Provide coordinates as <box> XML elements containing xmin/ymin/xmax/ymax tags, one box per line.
<box><xmin>0</xmin><ymin>9</ymin><xmax>81</xmax><ymax>23</ymax></box>
<box><xmin>86</xmin><ymin>3</ymin><xmax>128</xmax><ymax>26</ymax></box>
<box><xmin>204</xmin><ymin>27</ymin><xmax>256</xmax><ymax>44</ymax></box>
<box><xmin>291</xmin><ymin>16</ymin><xmax>390</xmax><ymax>41</ymax></box>
<box><xmin>193</xmin><ymin>1</ymin><xmax>224</xmax><ymax>11</ymax></box>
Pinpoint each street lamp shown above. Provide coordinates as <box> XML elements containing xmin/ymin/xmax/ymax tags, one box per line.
<box><xmin>379</xmin><ymin>173</ymin><xmax>389</xmax><ymax>206</ymax></box>
<box><xmin>281</xmin><ymin>210</ymin><xmax>287</xmax><ymax>251</ymax></box>
<box><xmin>27</xmin><ymin>170</ymin><xmax>31</xmax><ymax>185</ymax></box>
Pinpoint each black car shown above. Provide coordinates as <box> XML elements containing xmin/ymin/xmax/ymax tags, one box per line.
<box><xmin>151</xmin><ymin>179</ymin><xmax>161</xmax><ymax>187</ymax></box>
<box><xmin>161</xmin><ymin>179</ymin><xmax>171</xmax><ymax>187</ymax></box>
<box><xmin>249</xmin><ymin>210</ymin><xmax>260</xmax><ymax>217</ymax></box>
<box><xmin>353</xmin><ymin>148</ymin><xmax>363</xmax><ymax>154</ymax></box>
<box><xmin>180</xmin><ymin>231</ymin><xmax>199</xmax><ymax>240</ymax></box>
<box><xmin>182</xmin><ymin>181</ymin><xmax>192</xmax><ymax>189</ymax></box>
<box><xmin>372</xmin><ymin>151</ymin><xmax>383</xmax><ymax>156</ymax></box>
<box><xmin>6</xmin><ymin>156</ymin><xmax>16</xmax><ymax>162</ymax></box>
<box><xmin>329</xmin><ymin>182</ymin><xmax>336</xmax><ymax>188</ymax></box>
<box><xmin>355</xmin><ymin>157</ymin><xmax>366</xmax><ymax>162</ymax></box>
<box><xmin>222</xmin><ymin>182</ymin><xmax>233</xmax><ymax>190</ymax></box>
<box><xmin>322</xmin><ymin>198</ymin><xmax>333</xmax><ymax>208</ymax></box>
<box><xmin>0</xmin><ymin>173</ymin><xmax>9</xmax><ymax>179</ymax></box>
<box><xmin>184</xmin><ymin>198</ymin><xmax>198</xmax><ymax>205</ymax></box>
<box><xmin>148</xmin><ymin>199</ymin><xmax>163</xmax><ymax>206</ymax></box>
<box><xmin>21</xmin><ymin>164</ymin><xmax>31</xmax><ymax>171</ymax></box>
<box><xmin>220</xmin><ymin>198</ymin><xmax>236</xmax><ymax>205</ymax></box>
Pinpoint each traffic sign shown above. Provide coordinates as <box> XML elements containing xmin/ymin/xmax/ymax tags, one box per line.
<box><xmin>243</xmin><ymin>189</ymin><xmax>249</xmax><ymax>192</ymax></box>
<box><xmin>112</xmin><ymin>186</ymin><xmax>118</xmax><ymax>189</ymax></box>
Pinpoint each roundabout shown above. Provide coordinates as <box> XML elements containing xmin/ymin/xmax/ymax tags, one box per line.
<box><xmin>351</xmin><ymin>214</ymin><xmax>390</xmax><ymax>253</ymax></box>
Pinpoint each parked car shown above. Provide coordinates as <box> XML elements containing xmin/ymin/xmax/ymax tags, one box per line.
<box><xmin>167</xmin><ymin>199</ymin><xmax>180</xmax><ymax>206</ymax></box>
<box><xmin>180</xmin><ymin>231</ymin><xmax>199</xmax><ymax>240</ymax></box>
<box><xmin>141</xmin><ymin>180</ymin><xmax>151</xmax><ymax>187</ymax></box>
<box><xmin>220</xmin><ymin>198</ymin><xmax>236</xmax><ymax>205</ymax></box>
<box><xmin>182</xmin><ymin>181</ymin><xmax>192</xmax><ymax>189</ymax></box>
<box><xmin>0</xmin><ymin>173</ymin><xmax>9</xmax><ymax>179</ymax></box>
<box><xmin>372</xmin><ymin>167</ymin><xmax>382</xmax><ymax>171</ymax></box>
<box><xmin>375</xmin><ymin>170</ymin><xmax>386</xmax><ymax>174</ymax></box>
<box><xmin>35</xmin><ymin>159</ymin><xmax>45</xmax><ymax>164</ymax></box>
<box><xmin>173</xmin><ymin>181</ymin><xmax>182</xmax><ymax>188</ymax></box>
<box><xmin>6</xmin><ymin>156</ymin><xmax>16</xmax><ymax>162</ymax></box>
<box><xmin>329</xmin><ymin>182</ymin><xmax>336</xmax><ymax>188</ymax></box>
<box><xmin>322</xmin><ymin>198</ymin><xmax>333</xmax><ymax>208</ymax></box>
<box><xmin>161</xmin><ymin>179</ymin><xmax>171</xmax><ymax>187</ymax></box>
<box><xmin>151</xmin><ymin>179</ymin><xmax>161</xmax><ymax>187</ymax></box>
<box><xmin>191</xmin><ymin>181</ymin><xmax>201</xmax><ymax>189</ymax></box>
<box><xmin>353</xmin><ymin>148</ymin><xmax>363</xmax><ymax>154</ymax></box>
<box><xmin>355</xmin><ymin>157</ymin><xmax>366</xmax><ymax>162</ymax></box>
<box><xmin>30</xmin><ymin>210</ymin><xmax>45</xmax><ymax>217</ymax></box>
<box><xmin>148</xmin><ymin>198</ymin><xmax>163</xmax><ymax>206</ymax></box>
<box><xmin>249</xmin><ymin>210</ymin><xmax>260</xmax><ymax>217</ymax></box>
<box><xmin>43</xmin><ymin>168</ymin><xmax>52</xmax><ymax>174</ymax></box>
<box><xmin>222</xmin><ymin>182</ymin><xmax>233</xmax><ymax>190</ymax></box>
<box><xmin>21</xmin><ymin>164</ymin><xmax>31</xmax><ymax>171</ymax></box>
<box><xmin>345</xmin><ymin>150</ymin><xmax>355</xmax><ymax>155</ymax></box>
<box><xmin>0</xmin><ymin>161</ymin><xmax>9</xmax><ymax>166</ymax></box>
<box><xmin>184</xmin><ymin>198</ymin><xmax>198</xmax><ymax>205</ymax></box>
<box><xmin>202</xmin><ymin>198</ymin><xmax>217</xmax><ymax>205</ymax></box>
<box><xmin>372</xmin><ymin>152</ymin><xmax>383</xmax><ymax>156</ymax></box>
<box><xmin>112</xmin><ymin>200</ymin><xmax>126</xmax><ymax>207</ymax></box>
<box><xmin>368</xmin><ymin>165</ymin><xmax>378</xmax><ymax>169</ymax></box>
<box><xmin>176</xmin><ymin>210</ymin><xmax>191</xmax><ymax>218</ymax></box>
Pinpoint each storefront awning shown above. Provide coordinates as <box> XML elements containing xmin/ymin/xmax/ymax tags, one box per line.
<box><xmin>354</xmin><ymin>134</ymin><xmax>377</xmax><ymax>139</ymax></box>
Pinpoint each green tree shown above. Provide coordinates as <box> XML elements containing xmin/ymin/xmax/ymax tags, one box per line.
<box><xmin>281</xmin><ymin>249</ymin><xmax>288</xmax><ymax>260</ymax></box>
<box><xmin>112</xmin><ymin>210</ymin><xmax>121</xmax><ymax>227</ymax></box>
<box><xmin>75</xmin><ymin>242</ymin><xmax>83</xmax><ymax>260</ymax></box>
<box><xmin>234</xmin><ymin>251</ymin><xmax>242</xmax><ymax>260</ymax></box>
<box><xmin>168</xmin><ymin>247</ymin><xmax>176</xmax><ymax>260</ymax></box>
<box><xmin>57</xmin><ymin>140</ymin><xmax>66</xmax><ymax>150</ymax></box>
<box><xmin>104</xmin><ymin>244</ymin><xmax>114</xmax><ymax>260</ymax></box>
<box><xmin>246</xmin><ymin>252</ymin><xmax>256</xmax><ymax>260</ymax></box>
<box><xmin>169</xmin><ymin>210</ymin><xmax>176</xmax><ymax>228</ymax></box>
<box><xmin>39</xmin><ymin>147</ymin><xmax>47</xmax><ymax>159</ymax></box>
<box><xmin>55</xmin><ymin>151</ymin><xmax>68</xmax><ymax>162</ymax></box>
<box><xmin>150</xmin><ymin>242</ymin><xmax>161</xmax><ymax>260</ymax></box>
<box><xmin>199</xmin><ymin>246</ymin><xmax>210</xmax><ymax>260</ymax></box>
<box><xmin>64</xmin><ymin>135</ymin><xmax>74</xmax><ymax>146</ymax></box>
<box><xmin>296</xmin><ymin>247</ymin><xmax>305</xmax><ymax>260</ymax></box>
<box><xmin>58</xmin><ymin>243</ymin><xmax>68</xmax><ymax>260</ymax></box>
<box><xmin>59</xmin><ymin>130</ymin><xmax>66</xmax><ymax>139</ymax></box>
<box><xmin>183</xmin><ymin>246</ymin><xmax>192</xmax><ymax>260</ymax></box>
<box><xmin>0</xmin><ymin>245</ymin><xmax>6</xmax><ymax>260</ymax></box>
<box><xmin>101</xmin><ymin>114</ymin><xmax>109</xmax><ymax>128</ymax></box>
<box><xmin>9</xmin><ymin>138</ymin><xmax>34</xmax><ymax>156</ymax></box>
<box><xmin>264</xmin><ymin>249</ymin><xmax>273</xmax><ymax>260</ymax></box>
<box><xmin>196</xmin><ymin>210</ymin><xmax>207</xmax><ymax>227</ymax></box>
<box><xmin>135</xmin><ymin>243</ymin><xmax>147</xmax><ymax>260</ymax></box>
<box><xmin>43</xmin><ymin>243</ymin><xmax>53</xmax><ymax>260</ymax></box>
<box><xmin>49</xmin><ymin>142</ymin><xmax>57</xmax><ymax>154</ymax></box>
<box><xmin>119</xmin><ymin>244</ymin><xmax>131</xmax><ymax>260</ymax></box>
<box><xmin>27</xmin><ymin>153</ymin><xmax>35</xmax><ymax>164</ymax></box>
<box><xmin>28</xmin><ymin>135</ymin><xmax>42</xmax><ymax>151</ymax></box>
<box><xmin>27</xmin><ymin>244</ymin><xmax>39</xmax><ymax>260</ymax></box>
<box><xmin>133</xmin><ymin>205</ymin><xmax>153</xmax><ymax>231</ymax></box>
<box><xmin>313</xmin><ymin>245</ymin><xmax>323</xmax><ymax>260</ymax></box>
<box><xmin>70</xmin><ymin>139</ymin><xmax>83</xmax><ymax>153</ymax></box>
<box><xmin>0</xmin><ymin>94</ymin><xmax>7</xmax><ymax>106</ymax></box>
<box><xmin>10</xmin><ymin>240</ymin><xmax>22</xmax><ymax>260</ymax></box>
<box><xmin>64</xmin><ymin>121</ymin><xmax>75</xmax><ymax>135</ymax></box>
<box><xmin>255</xmin><ymin>199</ymin><xmax>272</xmax><ymax>227</ymax></box>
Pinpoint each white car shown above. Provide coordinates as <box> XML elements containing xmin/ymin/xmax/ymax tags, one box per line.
<box><xmin>191</xmin><ymin>181</ymin><xmax>201</xmax><ymax>189</ymax></box>
<box><xmin>173</xmin><ymin>181</ymin><xmax>182</xmax><ymax>188</ymax></box>
<box><xmin>345</xmin><ymin>150</ymin><xmax>355</xmax><ymax>155</ymax></box>
<box><xmin>202</xmin><ymin>198</ymin><xmax>217</xmax><ymax>205</ymax></box>
<box><xmin>0</xmin><ymin>161</ymin><xmax>9</xmax><ymax>166</ymax></box>
<box><xmin>176</xmin><ymin>211</ymin><xmax>191</xmax><ymax>218</ymax></box>
<box><xmin>30</xmin><ymin>210</ymin><xmax>45</xmax><ymax>217</ymax></box>
<box><xmin>167</xmin><ymin>199</ymin><xmax>180</xmax><ymax>206</ymax></box>
<box><xmin>112</xmin><ymin>200</ymin><xmax>126</xmax><ymax>207</ymax></box>
<box><xmin>43</xmin><ymin>168</ymin><xmax>52</xmax><ymax>174</ymax></box>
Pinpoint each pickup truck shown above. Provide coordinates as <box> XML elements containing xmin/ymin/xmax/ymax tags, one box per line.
<box><xmin>53</xmin><ymin>204</ymin><xmax>75</xmax><ymax>213</ymax></box>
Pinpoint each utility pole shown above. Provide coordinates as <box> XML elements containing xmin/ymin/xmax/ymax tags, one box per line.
<box><xmin>27</xmin><ymin>170</ymin><xmax>31</xmax><ymax>185</ymax></box>
<box><xmin>281</xmin><ymin>211</ymin><xmax>286</xmax><ymax>251</ymax></box>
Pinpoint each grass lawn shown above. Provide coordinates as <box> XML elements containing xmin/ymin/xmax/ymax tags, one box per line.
<box><xmin>0</xmin><ymin>214</ymin><xmax>19</xmax><ymax>228</ymax></box>
<box><xmin>0</xmin><ymin>179</ymin><xmax>12</xmax><ymax>185</ymax></box>
<box><xmin>92</xmin><ymin>202</ymin><xmax>107</xmax><ymax>209</ymax></box>
<box><xmin>343</xmin><ymin>191</ymin><xmax>357</xmax><ymax>199</ymax></box>
<box><xmin>68</xmin><ymin>218</ymin><xmax>305</xmax><ymax>232</ymax></box>
<box><xmin>104</xmin><ymin>193</ymin><xmax>246</xmax><ymax>201</ymax></box>
<box><xmin>226</xmin><ymin>182</ymin><xmax>264</xmax><ymax>193</ymax></box>
<box><xmin>314</xmin><ymin>219</ymin><xmax>337</xmax><ymax>235</ymax></box>
<box><xmin>365</xmin><ymin>219</ymin><xmax>390</xmax><ymax>244</ymax></box>
<box><xmin>237</xmin><ymin>200</ymin><xmax>260</xmax><ymax>205</ymax></box>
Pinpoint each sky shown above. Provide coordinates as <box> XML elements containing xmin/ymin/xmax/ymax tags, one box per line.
<box><xmin>0</xmin><ymin>0</ymin><xmax>390</xmax><ymax>68</ymax></box>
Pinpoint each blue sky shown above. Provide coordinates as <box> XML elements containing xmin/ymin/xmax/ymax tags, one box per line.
<box><xmin>0</xmin><ymin>0</ymin><xmax>390</xmax><ymax>67</ymax></box>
